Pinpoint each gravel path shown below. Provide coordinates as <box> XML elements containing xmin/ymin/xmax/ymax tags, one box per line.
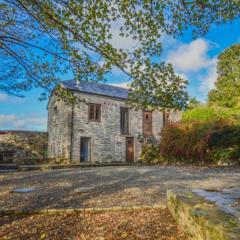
<box><xmin>0</xmin><ymin>166</ymin><xmax>239</xmax><ymax>210</ymax></box>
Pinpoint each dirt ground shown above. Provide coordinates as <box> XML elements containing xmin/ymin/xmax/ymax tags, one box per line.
<box><xmin>0</xmin><ymin>166</ymin><xmax>239</xmax><ymax>210</ymax></box>
<box><xmin>0</xmin><ymin>209</ymin><xmax>187</xmax><ymax>240</ymax></box>
<box><xmin>1</xmin><ymin>165</ymin><xmax>239</xmax><ymax>239</ymax></box>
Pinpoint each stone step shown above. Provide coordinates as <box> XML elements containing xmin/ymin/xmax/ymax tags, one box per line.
<box><xmin>17</xmin><ymin>162</ymin><xmax>138</xmax><ymax>171</ymax></box>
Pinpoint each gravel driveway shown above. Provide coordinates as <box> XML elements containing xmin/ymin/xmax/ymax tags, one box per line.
<box><xmin>0</xmin><ymin>166</ymin><xmax>239</xmax><ymax>210</ymax></box>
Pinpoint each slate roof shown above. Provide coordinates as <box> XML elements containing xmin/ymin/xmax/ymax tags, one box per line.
<box><xmin>62</xmin><ymin>80</ymin><xmax>129</xmax><ymax>99</ymax></box>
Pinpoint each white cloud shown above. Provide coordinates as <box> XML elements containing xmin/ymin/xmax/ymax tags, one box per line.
<box><xmin>161</xmin><ymin>33</ymin><xmax>179</xmax><ymax>50</ymax></box>
<box><xmin>165</xmin><ymin>38</ymin><xmax>218</xmax><ymax>95</ymax></box>
<box><xmin>199</xmin><ymin>59</ymin><xmax>218</xmax><ymax>92</ymax></box>
<box><xmin>109</xmin><ymin>20</ymin><xmax>138</xmax><ymax>50</ymax></box>
<box><xmin>0</xmin><ymin>114</ymin><xmax>47</xmax><ymax>131</ymax></box>
<box><xmin>0</xmin><ymin>93</ymin><xmax>26</xmax><ymax>103</ymax></box>
<box><xmin>166</xmin><ymin>38</ymin><xmax>212</xmax><ymax>72</ymax></box>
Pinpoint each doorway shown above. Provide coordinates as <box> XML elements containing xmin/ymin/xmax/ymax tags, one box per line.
<box><xmin>80</xmin><ymin>137</ymin><xmax>91</xmax><ymax>162</ymax></box>
<box><xmin>126</xmin><ymin>137</ymin><xmax>134</xmax><ymax>163</ymax></box>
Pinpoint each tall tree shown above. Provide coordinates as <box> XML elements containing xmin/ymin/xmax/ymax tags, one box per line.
<box><xmin>0</xmin><ymin>0</ymin><xmax>239</xmax><ymax>109</ymax></box>
<box><xmin>208</xmin><ymin>44</ymin><xmax>240</xmax><ymax>108</ymax></box>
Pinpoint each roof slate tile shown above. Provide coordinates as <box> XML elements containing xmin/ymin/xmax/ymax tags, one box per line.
<box><xmin>62</xmin><ymin>80</ymin><xmax>129</xmax><ymax>99</ymax></box>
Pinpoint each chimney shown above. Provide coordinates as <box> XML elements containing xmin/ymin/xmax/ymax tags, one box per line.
<box><xmin>76</xmin><ymin>79</ymin><xmax>80</xmax><ymax>89</ymax></box>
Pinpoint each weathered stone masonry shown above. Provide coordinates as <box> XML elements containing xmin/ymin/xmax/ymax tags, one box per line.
<box><xmin>48</xmin><ymin>81</ymin><xmax>180</xmax><ymax>163</ymax></box>
<box><xmin>0</xmin><ymin>130</ymin><xmax>47</xmax><ymax>164</ymax></box>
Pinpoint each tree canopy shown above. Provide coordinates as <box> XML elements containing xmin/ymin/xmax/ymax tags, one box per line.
<box><xmin>187</xmin><ymin>97</ymin><xmax>201</xmax><ymax>109</ymax></box>
<box><xmin>0</xmin><ymin>0</ymin><xmax>239</xmax><ymax>109</ymax></box>
<box><xmin>208</xmin><ymin>44</ymin><xmax>240</xmax><ymax>108</ymax></box>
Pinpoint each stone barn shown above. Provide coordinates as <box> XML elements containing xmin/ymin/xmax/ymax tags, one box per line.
<box><xmin>47</xmin><ymin>80</ymin><xmax>180</xmax><ymax>164</ymax></box>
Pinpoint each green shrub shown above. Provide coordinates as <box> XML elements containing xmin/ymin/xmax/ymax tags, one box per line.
<box><xmin>182</xmin><ymin>105</ymin><xmax>239</xmax><ymax>123</ymax></box>
<box><xmin>140</xmin><ymin>143</ymin><xmax>163</xmax><ymax>164</ymax></box>
<box><xmin>210</xmin><ymin>146</ymin><xmax>240</xmax><ymax>165</ymax></box>
<box><xmin>182</xmin><ymin>106</ymin><xmax>218</xmax><ymax>122</ymax></box>
<box><xmin>210</xmin><ymin>125</ymin><xmax>240</xmax><ymax>147</ymax></box>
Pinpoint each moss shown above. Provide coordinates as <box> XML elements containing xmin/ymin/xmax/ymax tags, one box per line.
<box><xmin>167</xmin><ymin>189</ymin><xmax>240</xmax><ymax>240</ymax></box>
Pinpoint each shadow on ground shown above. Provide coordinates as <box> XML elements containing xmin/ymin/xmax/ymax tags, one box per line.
<box><xmin>0</xmin><ymin>166</ymin><xmax>240</xmax><ymax>210</ymax></box>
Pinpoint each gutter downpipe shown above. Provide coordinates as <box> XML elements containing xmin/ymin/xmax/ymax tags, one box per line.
<box><xmin>70</xmin><ymin>101</ymin><xmax>74</xmax><ymax>162</ymax></box>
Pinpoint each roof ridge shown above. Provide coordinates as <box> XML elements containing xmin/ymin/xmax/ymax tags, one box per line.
<box><xmin>62</xmin><ymin>80</ymin><xmax>129</xmax><ymax>91</ymax></box>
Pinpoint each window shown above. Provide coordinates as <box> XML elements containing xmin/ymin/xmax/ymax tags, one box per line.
<box><xmin>88</xmin><ymin>103</ymin><xmax>101</xmax><ymax>122</ymax></box>
<box><xmin>54</xmin><ymin>106</ymin><xmax>58</xmax><ymax>114</ymax></box>
<box><xmin>163</xmin><ymin>112</ymin><xmax>170</xmax><ymax>126</ymax></box>
<box><xmin>143</xmin><ymin>111</ymin><xmax>153</xmax><ymax>136</ymax></box>
<box><xmin>120</xmin><ymin>107</ymin><xmax>129</xmax><ymax>134</ymax></box>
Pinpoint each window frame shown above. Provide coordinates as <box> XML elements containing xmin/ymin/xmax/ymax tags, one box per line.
<box><xmin>143</xmin><ymin>111</ymin><xmax>153</xmax><ymax>136</ymax></box>
<box><xmin>120</xmin><ymin>107</ymin><xmax>129</xmax><ymax>135</ymax></box>
<box><xmin>88</xmin><ymin>103</ymin><xmax>101</xmax><ymax>122</ymax></box>
<box><xmin>163</xmin><ymin>112</ymin><xmax>170</xmax><ymax>126</ymax></box>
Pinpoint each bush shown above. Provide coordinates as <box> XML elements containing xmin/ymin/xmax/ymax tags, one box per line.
<box><xmin>183</xmin><ymin>106</ymin><xmax>218</xmax><ymax>122</ymax></box>
<box><xmin>159</xmin><ymin>120</ymin><xmax>240</xmax><ymax>165</ymax></box>
<box><xmin>160</xmin><ymin>122</ymin><xmax>212</xmax><ymax>164</ymax></box>
<box><xmin>210</xmin><ymin>146</ymin><xmax>240</xmax><ymax>165</ymax></box>
<box><xmin>182</xmin><ymin>105</ymin><xmax>239</xmax><ymax>123</ymax></box>
<box><xmin>139</xmin><ymin>105</ymin><xmax>240</xmax><ymax>165</ymax></box>
<box><xmin>140</xmin><ymin>143</ymin><xmax>163</xmax><ymax>164</ymax></box>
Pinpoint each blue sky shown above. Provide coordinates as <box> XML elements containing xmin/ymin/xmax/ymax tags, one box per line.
<box><xmin>0</xmin><ymin>20</ymin><xmax>239</xmax><ymax>131</ymax></box>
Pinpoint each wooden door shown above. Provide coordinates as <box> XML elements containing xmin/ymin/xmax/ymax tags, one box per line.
<box><xmin>143</xmin><ymin>111</ymin><xmax>153</xmax><ymax>136</ymax></box>
<box><xmin>80</xmin><ymin>137</ymin><xmax>91</xmax><ymax>162</ymax></box>
<box><xmin>126</xmin><ymin>137</ymin><xmax>134</xmax><ymax>163</ymax></box>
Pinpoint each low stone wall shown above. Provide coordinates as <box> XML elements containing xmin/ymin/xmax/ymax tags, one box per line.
<box><xmin>0</xmin><ymin>131</ymin><xmax>48</xmax><ymax>164</ymax></box>
<box><xmin>167</xmin><ymin>189</ymin><xmax>240</xmax><ymax>240</ymax></box>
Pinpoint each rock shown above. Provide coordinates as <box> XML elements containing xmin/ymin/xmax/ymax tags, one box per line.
<box><xmin>11</xmin><ymin>188</ymin><xmax>36</xmax><ymax>193</ymax></box>
<box><xmin>73</xmin><ymin>187</ymin><xmax>94</xmax><ymax>194</ymax></box>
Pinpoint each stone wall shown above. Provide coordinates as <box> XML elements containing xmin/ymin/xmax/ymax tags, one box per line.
<box><xmin>71</xmin><ymin>92</ymin><xmax>150</xmax><ymax>163</ymax></box>
<box><xmin>48</xmin><ymin>91</ymin><xmax>172</xmax><ymax>164</ymax></box>
<box><xmin>0</xmin><ymin>130</ymin><xmax>47</xmax><ymax>164</ymax></box>
<box><xmin>47</xmin><ymin>94</ymin><xmax>71</xmax><ymax>159</ymax></box>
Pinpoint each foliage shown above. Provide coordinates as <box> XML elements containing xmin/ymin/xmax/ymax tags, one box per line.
<box><xmin>140</xmin><ymin>143</ymin><xmax>162</xmax><ymax>164</ymax></box>
<box><xmin>129</xmin><ymin>63</ymin><xmax>188</xmax><ymax>111</ymax></box>
<box><xmin>208</xmin><ymin>44</ymin><xmax>240</xmax><ymax>108</ymax></box>
<box><xmin>182</xmin><ymin>105</ymin><xmax>239</xmax><ymax>123</ymax></box>
<box><xmin>187</xmin><ymin>97</ymin><xmax>201</xmax><ymax>109</ymax></box>
<box><xmin>160</xmin><ymin>122</ymin><xmax>213</xmax><ymax>164</ymax></box>
<box><xmin>140</xmin><ymin>104</ymin><xmax>240</xmax><ymax>165</ymax></box>
<box><xmin>182</xmin><ymin>106</ymin><xmax>218</xmax><ymax>122</ymax></box>
<box><xmin>210</xmin><ymin>125</ymin><xmax>240</xmax><ymax>148</ymax></box>
<box><xmin>210</xmin><ymin>146</ymin><xmax>240</xmax><ymax>165</ymax></box>
<box><xmin>159</xmin><ymin>120</ymin><xmax>240</xmax><ymax>165</ymax></box>
<box><xmin>1</xmin><ymin>1</ymin><xmax>240</xmax><ymax>108</ymax></box>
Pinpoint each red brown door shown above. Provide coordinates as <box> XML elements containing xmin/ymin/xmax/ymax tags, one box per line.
<box><xmin>126</xmin><ymin>137</ymin><xmax>134</xmax><ymax>163</ymax></box>
<box><xmin>143</xmin><ymin>111</ymin><xmax>153</xmax><ymax>136</ymax></box>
